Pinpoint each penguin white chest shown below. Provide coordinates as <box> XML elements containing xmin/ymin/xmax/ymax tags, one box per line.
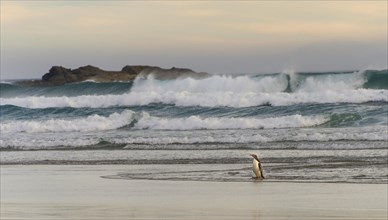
<box><xmin>252</xmin><ymin>159</ymin><xmax>262</xmax><ymax>178</ymax></box>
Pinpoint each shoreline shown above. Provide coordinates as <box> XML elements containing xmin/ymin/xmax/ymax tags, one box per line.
<box><xmin>1</xmin><ymin>165</ymin><xmax>387</xmax><ymax>220</ymax></box>
<box><xmin>2</xmin><ymin>163</ymin><xmax>386</xmax><ymax>185</ymax></box>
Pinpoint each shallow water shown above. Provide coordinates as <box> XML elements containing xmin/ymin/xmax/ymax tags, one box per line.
<box><xmin>2</xmin><ymin>138</ymin><xmax>387</xmax><ymax>184</ymax></box>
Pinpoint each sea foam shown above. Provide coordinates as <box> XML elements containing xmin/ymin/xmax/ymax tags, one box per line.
<box><xmin>134</xmin><ymin>113</ymin><xmax>327</xmax><ymax>130</ymax></box>
<box><xmin>0</xmin><ymin>110</ymin><xmax>136</xmax><ymax>133</ymax></box>
<box><xmin>0</xmin><ymin>110</ymin><xmax>326</xmax><ymax>133</ymax></box>
<box><xmin>1</xmin><ymin>71</ymin><xmax>387</xmax><ymax>108</ymax></box>
<box><xmin>1</xmin><ymin>88</ymin><xmax>386</xmax><ymax>108</ymax></box>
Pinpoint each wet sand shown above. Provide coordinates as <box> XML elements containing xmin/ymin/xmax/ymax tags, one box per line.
<box><xmin>1</xmin><ymin>165</ymin><xmax>387</xmax><ymax>220</ymax></box>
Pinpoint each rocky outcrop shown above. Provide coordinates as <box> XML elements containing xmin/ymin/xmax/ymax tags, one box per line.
<box><xmin>18</xmin><ymin>65</ymin><xmax>209</xmax><ymax>86</ymax></box>
<box><xmin>127</xmin><ymin>66</ymin><xmax>209</xmax><ymax>80</ymax></box>
<box><xmin>40</xmin><ymin>65</ymin><xmax>138</xmax><ymax>86</ymax></box>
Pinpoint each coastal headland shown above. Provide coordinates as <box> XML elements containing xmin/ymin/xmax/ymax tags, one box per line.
<box><xmin>18</xmin><ymin>65</ymin><xmax>209</xmax><ymax>86</ymax></box>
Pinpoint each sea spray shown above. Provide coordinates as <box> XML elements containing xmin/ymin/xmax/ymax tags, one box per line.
<box><xmin>0</xmin><ymin>110</ymin><xmax>136</xmax><ymax>133</ymax></box>
<box><xmin>0</xmin><ymin>111</ymin><xmax>328</xmax><ymax>133</ymax></box>
<box><xmin>134</xmin><ymin>113</ymin><xmax>327</xmax><ymax>130</ymax></box>
<box><xmin>1</xmin><ymin>69</ymin><xmax>387</xmax><ymax>184</ymax></box>
<box><xmin>1</xmin><ymin>70</ymin><xmax>387</xmax><ymax>108</ymax></box>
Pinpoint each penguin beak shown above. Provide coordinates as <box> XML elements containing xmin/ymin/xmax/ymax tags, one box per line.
<box><xmin>249</xmin><ymin>154</ymin><xmax>257</xmax><ymax>159</ymax></box>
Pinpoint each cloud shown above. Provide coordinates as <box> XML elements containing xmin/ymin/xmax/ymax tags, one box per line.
<box><xmin>1</xmin><ymin>3</ymin><xmax>29</xmax><ymax>23</ymax></box>
<box><xmin>1</xmin><ymin>1</ymin><xmax>387</xmax><ymax>79</ymax></box>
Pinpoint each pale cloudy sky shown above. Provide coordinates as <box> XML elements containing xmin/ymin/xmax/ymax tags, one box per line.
<box><xmin>1</xmin><ymin>1</ymin><xmax>387</xmax><ymax>79</ymax></box>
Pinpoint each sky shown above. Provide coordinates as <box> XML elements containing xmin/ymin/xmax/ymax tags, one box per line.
<box><xmin>1</xmin><ymin>1</ymin><xmax>387</xmax><ymax>79</ymax></box>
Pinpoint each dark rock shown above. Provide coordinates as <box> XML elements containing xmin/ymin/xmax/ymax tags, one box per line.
<box><xmin>42</xmin><ymin>66</ymin><xmax>73</xmax><ymax>84</ymax></box>
<box><xmin>121</xmin><ymin>65</ymin><xmax>151</xmax><ymax>75</ymax></box>
<box><xmin>19</xmin><ymin>65</ymin><xmax>209</xmax><ymax>86</ymax></box>
<box><xmin>135</xmin><ymin>66</ymin><xmax>209</xmax><ymax>80</ymax></box>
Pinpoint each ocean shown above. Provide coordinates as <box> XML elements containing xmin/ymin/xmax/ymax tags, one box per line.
<box><xmin>1</xmin><ymin>69</ymin><xmax>387</xmax><ymax>184</ymax></box>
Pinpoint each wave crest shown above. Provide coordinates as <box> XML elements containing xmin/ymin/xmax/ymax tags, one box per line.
<box><xmin>0</xmin><ymin>110</ymin><xmax>136</xmax><ymax>133</ymax></box>
<box><xmin>1</xmin><ymin>70</ymin><xmax>387</xmax><ymax>108</ymax></box>
<box><xmin>135</xmin><ymin>113</ymin><xmax>326</xmax><ymax>130</ymax></box>
<box><xmin>0</xmin><ymin>110</ymin><xmax>327</xmax><ymax>133</ymax></box>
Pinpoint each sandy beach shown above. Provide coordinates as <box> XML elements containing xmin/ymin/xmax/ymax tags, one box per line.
<box><xmin>2</xmin><ymin>1</ymin><xmax>387</xmax><ymax>219</ymax></box>
<box><xmin>1</xmin><ymin>165</ymin><xmax>387</xmax><ymax>220</ymax></box>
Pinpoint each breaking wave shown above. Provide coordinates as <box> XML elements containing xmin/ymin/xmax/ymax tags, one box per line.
<box><xmin>1</xmin><ymin>110</ymin><xmax>136</xmax><ymax>133</ymax></box>
<box><xmin>1</xmin><ymin>69</ymin><xmax>387</xmax><ymax>108</ymax></box>
<box><xmin>0</xmin><ymin>110</ymin><xmax>328</xmax><ymax>133</ymax></box>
